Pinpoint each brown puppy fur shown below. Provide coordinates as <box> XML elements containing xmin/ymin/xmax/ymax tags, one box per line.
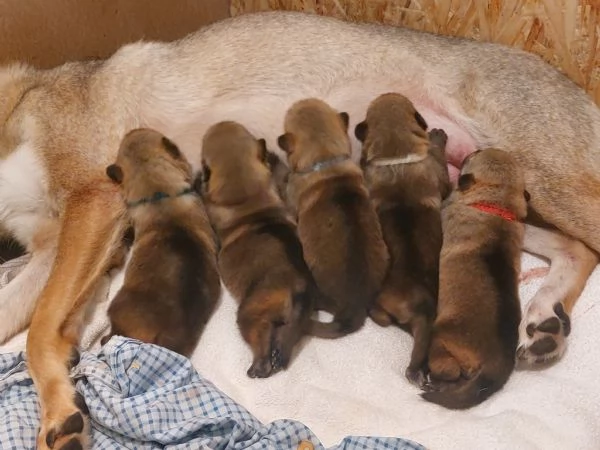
<box><xmin>201</xmin><ymin>121</ymin><xmax>314</xmax><ymax>378</ymax></box>
<box><xmin>103</xmin><ymin>128</ymin><xmax>221</xmax><ymax>357</ymax></box>
<box><xmin>422</xmin><ymin>148</ymin><xmax>528</xmax><ymax>409</ymax></box>
<box><xmin>279</xmin><ymin>98</ymin><xmax>390</xmax><ymax>338</ymax></box>
<box><xmin>355</xmin><ymin>93</ymin><xmax>451</xmax><ymax>385</ymax></box>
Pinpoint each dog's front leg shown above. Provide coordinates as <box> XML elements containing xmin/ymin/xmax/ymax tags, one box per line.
<box><xmin>26</xmin><ymin>186</ymin><xmax>126</xmax><ymax>450</ymax></box>
<box><xmin>517</xmin><ymin>224</ymin><xmax>598</xmax><ymax>366</ymax></box>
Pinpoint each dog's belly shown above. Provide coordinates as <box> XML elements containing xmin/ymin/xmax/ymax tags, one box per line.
<box><xmin>181</xmin><ymin>82</ymin><xmax>476</xmax><ymax>184</ymax></box>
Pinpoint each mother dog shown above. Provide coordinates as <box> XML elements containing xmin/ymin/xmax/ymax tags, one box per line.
<box><xmin>0</xmin><ymin>11</ymin><xmax>598</xmax><ymax>450</ymax></box>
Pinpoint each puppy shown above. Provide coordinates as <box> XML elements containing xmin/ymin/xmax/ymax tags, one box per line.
<box><xmin>355</xmin><ymin>93</ymin><xmax>451</xmax><ymax>384</ymax></box>
<box><xmin>103</xmin><ymin>128</ymin><xmax>221</xmax><ymax>357</ymax></box>
<box><xmin>279</xmin><ymin>98</ymin><xmax>390</xmax><ymax>338</ymax></box>
<box><xmin>201</xmin><ymin>121</ymin><xmax>314</xmax><ymax>378</ymax></box>
<box><xmin>422</xmin><ymin>148</ymin><xmax>528</xmax><ymax>409</ymax></box>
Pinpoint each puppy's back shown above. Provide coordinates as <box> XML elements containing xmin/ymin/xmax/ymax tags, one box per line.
<box><xmin>299</xmin><ymin>175</ymin><xmax>388</xmax><ymax>315</ymax></box>
<box><xmin>109</xmin><ymin>219</ymin><xmax>220</xmax><ymax>356</ymax></box>
<box><xmin>422</xmin><ymin>202</ymin><xmax>522</xmax><ymax>409</ymax></box>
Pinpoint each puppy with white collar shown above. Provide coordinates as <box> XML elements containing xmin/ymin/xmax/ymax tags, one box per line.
<box><xmin>355</xmin><ymin>93</ymin><xmax>451</xmax><ymax>385</ymax></box>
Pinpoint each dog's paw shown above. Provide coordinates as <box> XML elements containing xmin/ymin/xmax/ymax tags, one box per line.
<box><xmin>38</xmin><ymin>393</ymin><xmax>89</xmax><ymax>450</ymax></box>
<box><xmin>517</xmin><ymin>302</ymin><xmax>571</xmax><ymax>366</ymax></box>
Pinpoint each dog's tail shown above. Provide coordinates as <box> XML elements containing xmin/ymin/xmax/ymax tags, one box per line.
<box><xmin>420</xmin><ymin>369</ymin><xmax>508</xmax><ymax>410</ymax></box>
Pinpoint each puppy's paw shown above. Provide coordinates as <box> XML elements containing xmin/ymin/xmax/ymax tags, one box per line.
<box><xmin>517</xmin><ymin>302</ymin><xmax>570</xmax><ymax>366</ymax></box>
<box><xmin>247</xmin><ymin>358</ymin><xmax>274</xmax><ymax>379</ymax></box>
<box><xmin>429</xmin><ymin>128</ymin><xmax>448</xmax><ymax>146</ymax></box>
<box><xmin>38</xmin><ymin>392</ymin><xmax>90</xmax><ymax>450</ymax></box>
<box><xmin>405</xmin><ymin>367</ymin><xmax>427</xmax><ymax>388</ymax></box>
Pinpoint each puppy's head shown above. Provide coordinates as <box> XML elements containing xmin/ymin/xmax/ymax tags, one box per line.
<box><xmin>200</xmin><ymin>121</ymin><xmax>271</xmax><ymax>206</ymax></box>
<box><xmin>106</xmin><ymin>128</ymin><xmax>193</xmax><ymax>201</ymax></box>
<box><xmin>456</xmin><ymin>148</ymin><xmax>529</xmax><ymax>217</ymax></box>
<box><xmin>355</xmin><ymin>93</ymin><xmax>429</xmax><ymax>163</ymax></box>
<box><xmin>277</xmin><ymin>98</ymin><xmax>350</xmax><ymax>172</ymax></box>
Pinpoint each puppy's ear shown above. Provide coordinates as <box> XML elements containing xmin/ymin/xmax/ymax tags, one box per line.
<box><xmin>339</xmin><ymin>112</ymin><xmax>350</xmax><ymax>131</ymax></box>
<box><xmin>106</xmin><ymin>164</ymin><xmax>123</xmax><ymax>184</ymax></box>
<box><xmin>415</xmin><ymin>111</ymin><xmax>428</xmax><ymax>131</ymax></box>
<box><xmin>257</xmin><ymin>138</ymin><xmax>267</xmax><ymax>163</ymax></box>
<box><xmin>458</xmin><ymin>173</ymin><xmax>476</xmax><ymax>191</ymax></box>
<box><xmin>162</xmin><ymin>137</ymin><xmax>181</xmax><ymax>159</ymax></box>
<box><xmin>354</xmin><ymin>121</ymin><xmax>368</xmax><ymax>143</ymax></box>
<box><xmin>277</xmin><ymin>133</ymin><xmax>294</xmax><ymax>154</ymax></box>
<box><xmin>524</xmin><ymin>190</ymin><xmax>531</xmax><ymax>202</ymax></box>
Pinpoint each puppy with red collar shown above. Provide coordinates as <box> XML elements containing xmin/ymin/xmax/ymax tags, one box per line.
<box><xmin>422</xmin><ymin>148</ymin><xmax>528</xmax><ymax>409</ymax></box>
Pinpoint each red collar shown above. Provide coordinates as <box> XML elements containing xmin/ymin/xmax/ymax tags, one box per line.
<box><xmin>468</xmin><ymin>202</ymin><xmax>517</xmax><ymax>222</ymax></box>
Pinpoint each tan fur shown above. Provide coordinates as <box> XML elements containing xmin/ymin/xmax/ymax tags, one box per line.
<box><xmin>0</xmin><ymin>11</ymin><xmax>599</xmax><ymax>447</ymax></box>
<box><xmin>355</xmin><ymin>93</ymin><xmax>451</xmax><ymax>385</ymax></box>
<box><xmin>102</xmin><ymin>128</ymin><xmax>220</xmax><ymax>357</ymax></box>
<box><xmin>422</xmin><ymin>148</ymin><xmax>527</xmax><ymax>409</ymax></box>
<box><xmin>201</xmin><ymin>121</ymin><xmax>314</xmax><ymax>378</ymax></box>
<box><xmin>280</xmin><ymin>98</ymin><xmax>389</xmax><ymax>338</ymax></box>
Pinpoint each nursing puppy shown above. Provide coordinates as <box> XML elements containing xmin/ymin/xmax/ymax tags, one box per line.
<box><xmin>201</xmin><ymin>121</ymin><xmax>314</xmax><ymax>378</ymax></box>
<box><xmin>355</xmin><ymin>93</ymin><xmax>451</xmax><ymax>384</ymax></box>
<box><xmin>422</xmin><ymin>148</ymin><xmax>527</xmax><ymax>409</ymax></box>
<box><xmin>103</xmin><ymin>128</ymin><xmax>221</xmax><ymax>357</ymax></box>
<box><xmin>279</xmin><ymin>98</ymin><xmax>389</xmax><ymax>338</ymax></box>
<box><xmin>2</xmin><ymin>12</ymin><xmax>600</xmax><ymax>448</ymax></box>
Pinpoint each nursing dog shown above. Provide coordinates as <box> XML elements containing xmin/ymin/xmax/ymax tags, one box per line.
<box><xmin>201</xmin><ymin>121</ymin><xmax>313</xmax><ymax>378</ymax></box>
<box><xmin>102</xmin><ymin>128</ymin><xmax>220</xmax><ymax>357</ymax></box>
<box><xmin>279</xmin><ymin>98</ymin><xmax>389</xmax><ymax>338</ymax></box>
<box><xmin>422</xmin><ymin>148</ymin><xmax>527</xmax><ymax>409</ymax></box>
<box><xmin>355</xmin><ymin>93</ymin><xmax>451</xmax><ymax>385</ymax></box>
<box><xmin>0</xmin><ymin>11</ymin><xmax>598</xmax><ymax>449</ymax></box>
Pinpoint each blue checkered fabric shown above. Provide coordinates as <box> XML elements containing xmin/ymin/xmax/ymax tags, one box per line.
<box><xmin>0</xmin><ymin>337</ymin><xmax>424</xmax><ymax>450</ymax></box>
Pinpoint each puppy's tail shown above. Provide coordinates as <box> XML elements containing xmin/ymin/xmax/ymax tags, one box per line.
<box><xmin>420</xmin><ymin>370</ymin><xmax>506</xmax><ymax>410</ymax></box>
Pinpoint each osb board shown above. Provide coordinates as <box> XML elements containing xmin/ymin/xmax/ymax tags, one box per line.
<box><xmin>230</xmin><ymin>0</ymin><xmax>600</xmax><ymax>104</ymax></box>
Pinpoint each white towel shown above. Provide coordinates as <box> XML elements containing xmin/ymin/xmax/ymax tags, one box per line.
<box><xmin>1</xmin><ymin>252</ymin><xmax>599</xmax><ymax>450</ymax></box>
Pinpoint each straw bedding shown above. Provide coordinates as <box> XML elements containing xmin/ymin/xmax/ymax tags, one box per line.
<box><xmin>230</xmin><ymin>0</ymin><xmax>600</xmax><ymax>104</ymax></box>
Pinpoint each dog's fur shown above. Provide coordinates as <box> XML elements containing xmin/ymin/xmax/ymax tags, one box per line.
<box><xmin>422</xmin><ymin>148</ymin><xmax>527</xmax><ymax>409</ymax></box>
<box><xmin>102</xmin><ymin>128</ymin><xmax>220</xmax><ymax>357</ymax></box>
<box><xmin>0</xmin><ymin>11</ymin><xmax>599</xmax><ymax>447</ymax></box>
<box><xmin>355</xmin><ymin>93</ymin><xmax>451</xmax><ymax>385</ymax></box>
<box><xmin>201</xmin><ymin>121</ymin><xmax>314</xmax><ymax>378</ymax></box>
<box><xmin>279</xmin><ymin>98</ymin><xmax>389</xmax><ymax>338</ymax></box>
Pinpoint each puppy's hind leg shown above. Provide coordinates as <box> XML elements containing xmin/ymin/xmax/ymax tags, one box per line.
<box><xmin>26</xmin><ymin>186</ymin><xmax>127</xmax><ymax>450</ymax></box>
<box><xmin>517</xmin><ymin>225</ymin><xmax>598</xmax><ymax>367</ymax></box>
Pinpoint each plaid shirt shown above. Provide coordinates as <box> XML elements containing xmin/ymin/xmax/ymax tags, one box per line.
<box><xmin>0</xmin><ymin>336</ymin><xmax>424</xmax><ymax>450</ymax></box>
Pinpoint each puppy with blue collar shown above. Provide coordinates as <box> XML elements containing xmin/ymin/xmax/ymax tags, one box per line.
<box><xmin>102</xmin><ymin>128</ymin><xmax>221</xmax><ymax>357</ymax></box>
<box><xmin>354</xmin><ymin>93</ymin><xmax>451</xmax><ymax>385</ymax></box>
<box><xmin>279</xmin><ymin>98</ymin><xmax>389</xmax><ymax>339</ymax></box>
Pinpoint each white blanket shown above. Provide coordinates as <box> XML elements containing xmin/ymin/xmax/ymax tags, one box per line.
<box><xmin>1</xmin><ymin>252</ymin><xmax>599</xmax><ymax>450</ymax></box>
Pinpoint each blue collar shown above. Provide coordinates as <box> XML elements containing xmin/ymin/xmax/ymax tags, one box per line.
<box><xmin>293</xmin><ymin>154</ymin><xmax>350</xmax><ymax>175</ymax></box>
<box><xmin>126</xmin><ymin>186</ymin><xmax>196</xmax><ymax>209</ymax></box>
